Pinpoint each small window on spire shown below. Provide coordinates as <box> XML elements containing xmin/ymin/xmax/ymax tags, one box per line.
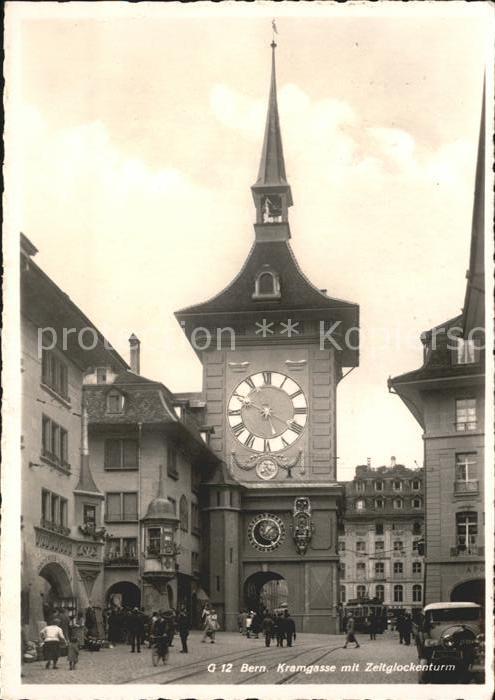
<box><xmin>252</xmin><ymin>265</ymin><xmax>281</xmax><ymax>301</ymax></box>
<box><xmin>262</xmin><ymin>195</ymin><xmax>282</xmax><ymax>223</ymax></box>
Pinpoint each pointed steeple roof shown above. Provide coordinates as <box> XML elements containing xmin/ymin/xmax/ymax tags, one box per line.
<box><xmin>75</xmin><ymin>406</ymin><xmax>102</xmax><ymax>496</ymax></box>
<box><xmin>252</xmin><ymin>41</ymin><xmax>293</xmax><ymax>206</ymax></box>
<box><xmin>463</xmin><ymin>78</ymin><xmax>485</xmax><ymax>334</ymax></box>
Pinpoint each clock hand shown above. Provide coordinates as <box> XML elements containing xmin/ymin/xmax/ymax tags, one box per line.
<box><xmin>267</xmin><ymin>415</ymin><xmax>277</xmax><ymax>436</ymax></box>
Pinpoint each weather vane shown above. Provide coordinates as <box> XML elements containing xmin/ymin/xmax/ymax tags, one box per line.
<box><xmin>271</xmin><ymin>19</ymin><xmax>278</xmax><ymax>48</ymax></box>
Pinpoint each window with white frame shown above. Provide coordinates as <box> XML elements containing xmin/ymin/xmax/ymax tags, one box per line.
<box><xmin>375</xmin><ymin>561</ymin><xmax>384</xmax><ymax>575</ymax></box>
<box><xmin>356</xmin><ymin>541</ymin><xmax>366</xmax><ymax>554</ymax></box>
<box><xmin>41</xmin><ymin>489</ymin><xmax>68</xmax><ymax>533</ymax></box>
<box><xmin>456</xmin><ymin>511</ymin><xmax>478</xmax><ymax>553</ymax></box>
<box><xmin>374</xmin><ymin>498</ymin><xmax>384</xmax><ymax>509</ymax></box>
<box><xmin>375</xmin><ymin>584</ymin><xmax>384</xmax><ymax>602</ymax></box>
<box><xmin>340</xmin><ymin>585</ymin><xmax>346</xmax><ymax>603</ymax></box>
<box><xmin>456</xmin><ymin>453</ymin><xmax>477</xmax><ymax>482</ymax></box>
<box><xmin>393</xmin><ymin>497</ymin><xmax>403</xmax><ymax>510</ymax></box>
<box><xmin>106</xmin><ymin>390</ymin><xmax>125</xmax><ymax>414</ymax></box>
<box><xmin>394</xmin><ymin>584</ymin><xmax>403</xmax><ymax>602</ymax></box>
<box><xmin>413</xmin><ymin>561</ymin><xmax>422</xmax><ymax>574</ymax></box>
<box><xmin>41</xmin><ymin>350</ymin><xmax>69</xmax><ymax>399</ymax></box>
<box><xmin>393</xmin><ymin>561</ymin><xmax>403</xmax><ymax>575</ymax></box>
<box><xmin>356</xmin><ymin>584</ymin><xmax>366</xmax><ymax>599</ymax></box>
<box><xmin>393</xmin><ymin>480</ymin><xmax>402</xmax><ymax>492</ymax></box>
<box><xmin>393</xmin><ymin>540</ymin><xmax>403</xmax><ymax>552</ymax></box>
<box><xmin>356</xmin><ymin>562</ymin><xmax>366</xmax><ymax>579</ymax></box>
<box><xmin>411</xmin><ymin>479</ymin><xmax>421</xmax><ymax>491</ymax></box>
<box><xmin>355</xmin><ymin>499</ymin><xmax>365</xmax><ymax>511</ymax></box>
<box><xmin>105</xmin><ymin>438</ymin><xmax>138</xmax><ymax>470</ymax></box>
<box><xmin>375</xmin><ymin>540</ymin><xmax>384</xmax><ymax>553</ymax></box>
<box><xmin>455</xmin><ymin>398</ymin><xmax>477</xmax><ymax>431</ymax></box>
<box><xmin>252</xmin><ymin>266</ymin><xmax>281</xmax><ymax>300</ymax></box>
<box><xmin>454</xmin><ymin>338</ymin><xmax>476</xmax><ymax>365</ymax></box>
<box><xmin>374</xmin><ymin>480</ymin><xmax>383</xmax><ymax>492</ymax></box>
<box><xmin>412</xmin><ymin>497</ymin><xmax>422</xmax><ymax>509</ymax></box>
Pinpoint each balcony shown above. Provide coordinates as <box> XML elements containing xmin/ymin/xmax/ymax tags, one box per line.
<box><xmin>454</xmin><ymin>480</ymin><xmax>479</xmax><ymax>496</ymax></box>
<box><xmin>40</xmin><ymin>518</ymin><xmax>71</xmax><ymax>537</ymax></box>
<box><xmin>104</xmin><ymin>554</ymin><xmax>138</xmax><ymax>567</ymax></box>
<box><xmin>450</xmin><ymin>545</ymin><xmax>484</xmax><ymax>557</ymax></box>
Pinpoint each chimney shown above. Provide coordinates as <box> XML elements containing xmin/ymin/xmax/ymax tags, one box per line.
<box><xmin>129</xmin><ymin>334</ymin><xmax>141</xmax><ymax>375</ymax></box>
<box><xmin>390</xmin><ymin>456</ymin><xmax>396</xmax><ymax>467</ymax></box>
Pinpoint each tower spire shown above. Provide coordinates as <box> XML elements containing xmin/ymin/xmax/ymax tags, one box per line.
<box><xmin>251</xmin><ymin>39</ymin><xmax>293</xmax><ymax>241</ymax></box>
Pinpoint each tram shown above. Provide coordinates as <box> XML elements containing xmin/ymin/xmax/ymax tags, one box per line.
<box><xmin>341</xmin><ymin>598</ymin><xmax>388</xmax><ymax>633</ymax></box>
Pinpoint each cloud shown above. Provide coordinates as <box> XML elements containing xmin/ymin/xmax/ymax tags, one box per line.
<box><xmin>208</xmin><ymin>82</ymin><xmax>474</xmax><ymax>190</ymax></box>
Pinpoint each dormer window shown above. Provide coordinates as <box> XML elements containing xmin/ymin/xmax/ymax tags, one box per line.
<box><xmin>252</xmin><ymin>265</ymin><xmax>281</xmax><ymax>300</ymax></box>
<box><xmin>107</xmin><ymin>390</ymin><xmax>125</xmax><ymax>414</ymax></box>
<box><xmin>96</xmin><ymin>367</ymin><xmax>108</xmax><ymax>384</ymax></box>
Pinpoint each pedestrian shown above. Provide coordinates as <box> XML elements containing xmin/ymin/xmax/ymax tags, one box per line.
<box><xmin>368</xmin><ymin>614</ymin><xmax>377</xmax><ymax>641</ymax></box>
<box><xmin>261</xmin><ymin>613</ymin><xmax>274</xmax><ymax>647</ymax></box>
<box><xmin>276</xmin><ymin>612</ymin><xmax>286</xmax><ymax>647</ymax></box>
<box><xmin>343</xmin><ymin>615</ymin><xmax>360</xmax><ymax>649</ymax></box>
<box><xmin>164</xmin><ymin>610</ymin><xmax>176</xmax><ymax>648</ymax></box>
<box><xmin>56</xmin><ymin>607</ymin><xmax>71</xmax><ymax>640</ymax></box>
<box><xmin>250</xmin><ymin>611</ymin><xmax>260</xmax><ymax>639</ymax></box>
<box><xmin>40</xmin><ymin>617</ymin><xmax>66</xmax><ymax>670</ymax></box>
<box><xmin>284</xmin><ymin>610</ymin><xmax>296</xmax><ymax>647</ymax></box>
<box><xmin>85</xmin><ymin>602</ymin><xmax>98</xmax><ymax>638</ymax></box>
<box><xmin>139</xmin><ymin>607</ymin><xmax>148</xmax><ymax>647</ymax></box>
<box><xmin>70</xmin><ymin>612</ymin><xmax>86</xmax><ymax>648</ymax></box>
<box><xmin>177</xmin><ymin>606</ymin><xmax>190</xmax><ymax>653</ymax></box>
<box><xmin>402</xmin><ymin>613</ymin><xmax>413</xmax><ymax>646</ymax></box>
<box><xmin>67</xmin><ymin>628</ymin><xmax>79</xmax><ymax>671</ymax></box>
<box><xmin>397</xmin><ymin>614</ymin><xmax>405</xmax><ymax>644</ymax></box>
<box><xmin>128</xmin><ymin>607</ymin><xmax>145</xmax><ymax>653</ymax></box>
<box><xmin>202</xmin><ymin>608</ymin><xmax>219</xmax><ymax>643</ymax></box>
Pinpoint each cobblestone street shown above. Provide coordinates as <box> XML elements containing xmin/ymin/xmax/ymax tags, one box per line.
<box><xmin>23</xmin><ymin>629</ymin><xmax>423</xmax><ymax>685</ymax></box>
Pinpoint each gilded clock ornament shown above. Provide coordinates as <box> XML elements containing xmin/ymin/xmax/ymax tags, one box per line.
<box><xmin>228</xmin><ymin>371</ymin><xmax>307</xmax><ymax>452</ymax></box>
<box><xmin>248</xmin><ymin>513</ymin><xmax>285</xmax><ymax>551</ymax></box>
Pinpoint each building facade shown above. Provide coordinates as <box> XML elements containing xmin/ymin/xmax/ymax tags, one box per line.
<box><xmin>389</xmin><ymin>94</ymin><xmax>485</xmax><ymax>606</ymax></box>
<box><xmin>21</xmin><ymin>235</ymin><xmax>128</xmax><ymax>639</ymax></box>
<box><xmin>338</xmin><ymin>461</ymin><xmax>425</xmax><ymax>615</ymax></box>
<box><xmin>84</xmin><ymin>351</ymin><xmax>219</xmax><ymax>625</ymax></box>
<box><xmin>175</xmin><ymin>44</ymin><xmax>360</xmax><ymax>634</ymax></box>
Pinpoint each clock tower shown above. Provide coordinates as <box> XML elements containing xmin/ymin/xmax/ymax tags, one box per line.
<box><xmin>175</xmin><ymin>41</ymin><xmax>359</xmax><ymax>633</ymax></box>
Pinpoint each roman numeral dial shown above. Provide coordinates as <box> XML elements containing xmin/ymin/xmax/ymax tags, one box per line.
<box><xmin>228</xmin><ymin>371</ymin><xmax>307</xmax><ymax>453</ymax></box>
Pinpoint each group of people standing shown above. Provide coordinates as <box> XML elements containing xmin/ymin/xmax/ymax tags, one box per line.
<box><xmin>237</xmin><ymin>609</ymin><xmax>296</xmax><ymax>648</ymax></box>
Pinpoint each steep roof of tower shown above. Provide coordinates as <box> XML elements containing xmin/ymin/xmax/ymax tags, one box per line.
<box><xmin>253</xmin><ymin>42</ymin><xmax>290</xmax><ymax>193</ymax></box>
<box><xmin>175</xmin><ymin>240</ymin><xmax>357</xmax><ymax>316</ymax></box>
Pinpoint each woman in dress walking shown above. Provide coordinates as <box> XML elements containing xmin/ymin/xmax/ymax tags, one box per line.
<box><xmin>40</xmin><ymin>618</ymin><xmax>67</xmax><ymax>669</ymax></box>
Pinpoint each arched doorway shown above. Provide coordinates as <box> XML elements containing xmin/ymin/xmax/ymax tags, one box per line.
<box><xmin>451</xmin><ymin>579</ymin><xmax>485</xmax><ymax>606</ymax></box>
<box><xmin>244</xmin><ymin>571</ymin><xmax>288</xmax><ymax>614</ymax></box>
<box><xmin>106</xmin><ymin>581</ymin><xmax>141</xmax><ymax>609</ymax></box>
<box><xmin>39</xmin><ymin>562</ymin><xmax>74</xmax><ymax>620</ymax></box>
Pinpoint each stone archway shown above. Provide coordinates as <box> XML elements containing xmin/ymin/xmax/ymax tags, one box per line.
<box><xmin>244</xmin><ymin>571</ymin><xmax>288</xmax><ymax>614</ymax></box>
<box><xmin>38</xmin><ymin>561</ymin><xmax>74</xmax><ymax>622</ymax></box>
<box><xmin>450</xmin><ymin>578</ymin><xmax>485</xmax><ymax>606</ymax></box>
<box><xmin>106</xmin><ymin>581</ymin><xmax>141</xmax><ymax>609</ymax></box>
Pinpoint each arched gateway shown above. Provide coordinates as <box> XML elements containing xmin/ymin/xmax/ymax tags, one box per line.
<box><xmin>244</xmin><ymin>571</ymin><xmax>288</xmax><ymax>613</ymax></box>
<box><xmin>451</xmin><ymin>579</ymin><xmax>485</xmax><ymax>606</ymax></box>
<box><xmin>106</xmin><ymin>581</ymin><xmax>141</xmax><ymax>609</ymax></box>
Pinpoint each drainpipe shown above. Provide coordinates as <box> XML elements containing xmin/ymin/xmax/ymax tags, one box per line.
<box><xmin>137</xmin><ymin>421</ymin><xmax>143</xmax><ymax>606</ymax></box>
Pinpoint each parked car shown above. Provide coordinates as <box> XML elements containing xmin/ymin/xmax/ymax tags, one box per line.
<box><xmin>414</xmin><ymin>602</ymin><xmax>483</xmax><ymax>683</ymax></box>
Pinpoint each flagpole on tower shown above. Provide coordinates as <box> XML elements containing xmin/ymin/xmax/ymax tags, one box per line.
<box><xmin>272</xmin><ymin>19</ymin><xmax>278</xmax><ymax>47</ymax></box>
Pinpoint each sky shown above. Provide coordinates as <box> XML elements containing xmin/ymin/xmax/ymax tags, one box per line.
<box><xmin>7</xmin><ymin>3</ymin><xmax>491</xmax><ymax>481</ymax></box>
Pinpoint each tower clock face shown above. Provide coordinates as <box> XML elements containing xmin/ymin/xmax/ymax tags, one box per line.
<box><xmin>248</xmin><ymin>513</ymin><xmax>285</xmax><ymax>551</ymax></box>
<box><xmin>228</xmin><ymin>371</ymin><xmax>307</xmax><ymax>452</ymax></box>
